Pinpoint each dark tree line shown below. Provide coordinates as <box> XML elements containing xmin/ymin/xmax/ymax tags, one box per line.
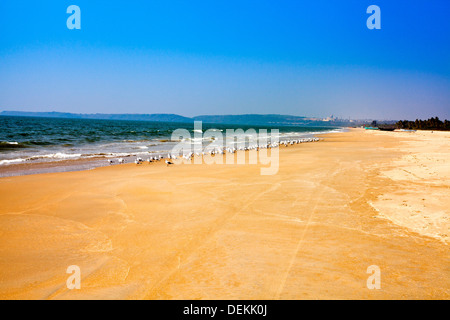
<box><xmin>396</xmin><ymin>117</ymin><xmax>450</xmax><ymax>131</ymax></box>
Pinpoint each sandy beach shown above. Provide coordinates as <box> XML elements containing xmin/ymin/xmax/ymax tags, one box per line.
<box><xmin>0</xmin><ymin>128</ymin><xmax>448</xmax><ymax>300</ymax></box>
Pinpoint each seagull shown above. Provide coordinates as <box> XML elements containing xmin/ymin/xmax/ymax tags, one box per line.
<box><xmin>118</xmin><ymin>158</ymin><xmax>125</xmax><ymax>164</ymax></box>
<box><xmin>108</xmin><ymin>159</ymin><xmax>114</xmax><ymax>165</ymax></box>
<box><xmin>165</xmin><ymin>160</ymin><xmax>174</xmax><ymax>166</ymax></box>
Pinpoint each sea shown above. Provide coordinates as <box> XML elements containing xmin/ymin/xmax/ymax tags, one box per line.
<box><xmin>0</xmin><ymin>116</ymin><xmax>343</xmax><ymax>176</ymax></box>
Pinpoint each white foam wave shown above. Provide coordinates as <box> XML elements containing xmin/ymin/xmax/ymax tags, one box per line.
<box><xmin>0</xmin><ymin>158</ymin><xmax>26</xmax><ymax>165</ymax></box>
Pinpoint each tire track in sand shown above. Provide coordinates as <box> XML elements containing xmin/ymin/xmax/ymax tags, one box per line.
<box><xmin>274</xmin><ymin>167</ymin><xmax>337</xmax><ymax>299</ymax></box>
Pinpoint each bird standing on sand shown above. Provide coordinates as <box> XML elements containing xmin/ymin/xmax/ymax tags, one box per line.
<box><xmin>165</xmin><ymin>160</ymin><xmax>174</xmax><ymax>166</ymax></box>
<box><xmin>108</xmin><ymin>159</ymin><xmax>114</xmax><ymax>165</ymax></box>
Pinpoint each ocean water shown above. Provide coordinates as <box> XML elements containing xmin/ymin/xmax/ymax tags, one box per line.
<box><xmin>0</xmin><ymin>116</ymin><xmax>342</xmax><ymax>167</ymax></box>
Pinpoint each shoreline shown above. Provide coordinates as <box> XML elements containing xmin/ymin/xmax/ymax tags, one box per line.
<box><xmin>0</xmin><ymin>114</ymin><xmax>346</xmax><ymax>178</ymax></box>
<box><xmin>0</xmin><ymin>128</ymin><xmax>448</xmax><ymax>299</ymax></box>
<box><xmin>0</xmin><ymin>132</ymin><xmax>333</xmax><ymax>178</ymax></box>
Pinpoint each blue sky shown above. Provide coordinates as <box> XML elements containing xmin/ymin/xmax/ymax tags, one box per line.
<box><xmin>0</xmin><ymin>0</ymin><xmax>449</xmax><ymax>120</ymax></box>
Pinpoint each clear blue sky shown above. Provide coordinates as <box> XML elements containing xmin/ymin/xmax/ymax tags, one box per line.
<box><xmin>1</xmin><ymin>0</ymin><xmax>449</xmax><ymax>120</ymax></box>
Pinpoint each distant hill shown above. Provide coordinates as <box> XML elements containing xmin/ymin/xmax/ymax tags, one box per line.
<box><xmin>0</xmin><ymin>111</ymin><xmax>354</xmax><ymax>126</ymax></box>
<box><xmin>0</xmin><ymin>111</ymin><xmax>192</xmax><ymax>123</ymax></box>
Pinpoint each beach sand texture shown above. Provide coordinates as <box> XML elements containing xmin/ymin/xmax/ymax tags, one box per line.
<box><xmin>0</xmin><ymin>129</ymin><xmax>448</xmax><ymax>299</ymax></box>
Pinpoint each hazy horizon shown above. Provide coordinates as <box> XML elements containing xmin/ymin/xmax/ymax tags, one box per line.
<box><xmin>1</xmin><ymin>1</ymin><xmax>449</xmax><ymax>120</ymax></box>
<box><xmin>0</xmin><ymin>110</ymin><xmax>432</xmax><ymax>121</ymax></box>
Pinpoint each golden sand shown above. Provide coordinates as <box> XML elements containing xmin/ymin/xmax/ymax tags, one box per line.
<box><xmin>0</xmin><ymin>129</ymin><xmax>448</xmax><ymax>299</ymax></box>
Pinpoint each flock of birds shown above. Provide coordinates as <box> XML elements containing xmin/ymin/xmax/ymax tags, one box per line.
<box><xmin>106</xmin><ymin>137</ymin><xmax>321</xmax><ymax>166</ymax></box>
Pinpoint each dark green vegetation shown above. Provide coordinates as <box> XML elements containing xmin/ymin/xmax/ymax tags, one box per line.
<box><xmin>396</xmin><ymin>117</ymin><xmax>450</xmax><ymax>131</ymax></box>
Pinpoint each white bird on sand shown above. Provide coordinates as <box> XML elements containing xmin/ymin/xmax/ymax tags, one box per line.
<box><xmin>108</xmin><ymin>159</ymin><xmax>114</xmax><ymax>165</ymax></box>
<box><xmin>165</xmin><ymin>160</ymin><xmax>174</xmax><ymax>166</ymax></box>
<box><xmin>118</xmin><ymin>158</ymin><xmax>125</xmax><ymax>164</ymax></box>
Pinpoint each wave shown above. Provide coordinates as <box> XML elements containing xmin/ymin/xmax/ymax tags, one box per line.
<box><xmin>24</xmin><ymin>141</ymin><xmax>55</xmax><ymax>146</ymax></box>
<box><xmin>0</xmin><ymin>153</ymin><xmax>86</xmax><ymax>166</ymax></box>
<box><xmin>159</xmin><ymin>139</ymin><xmax>181</xmax><ymax>143</ymax></box>
<box><xmin>27</xmin><ymin>153</ymin><xmax>83</xmax><ymax>161</ymax></box>
<box><xmin>0</xmin><ymin>150</ymin><xmax>176</xmax><ymax>166</ymax></box>
<box><xmin>0</xmin><ymin>140</ymin><xmax>61</xmax><ymax>150</ymax></box>
<box><xmin>0</xmin><ymin>141</ymin><xmax>29</xmax><ymax>150</ymax></box>
<box><xmin>0</xmin><ymin>158</ymin><xmax>27</xmax><ymax>165</ymax></box>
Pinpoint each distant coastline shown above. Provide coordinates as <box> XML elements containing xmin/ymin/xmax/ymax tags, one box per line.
<box><xmin>0</xmin><ymin>111</ymin><xmax>367</xmax><ymax>127</ymax></box>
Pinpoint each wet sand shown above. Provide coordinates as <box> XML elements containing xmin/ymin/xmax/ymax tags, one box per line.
<box><xmin>0</xmin><ymin>156</ymin><xmax>112</xmax><ymax>178</ymax></box>
<box><xmin>0</xmin><ymin>129</ymin><xmax>448</xmax><ymax>299</ymax></box>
